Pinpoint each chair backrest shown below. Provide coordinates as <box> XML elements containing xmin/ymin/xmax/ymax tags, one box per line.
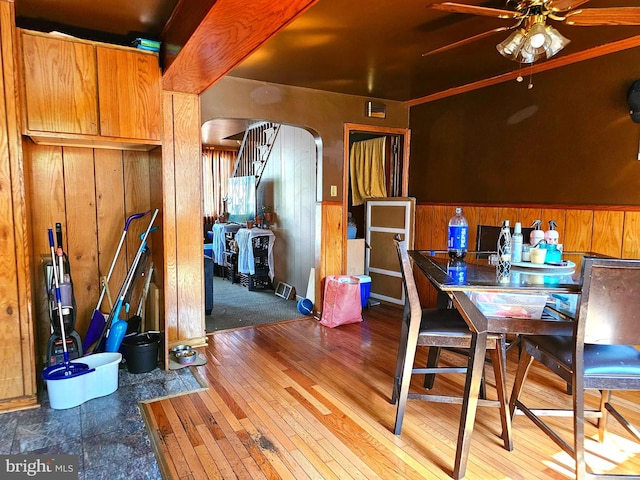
<box><xmin>579</xmin><ymin>256</ymin><xmax>640</xmax><ymax>346</ymax></box>
<box><xmin>394</xmin><ymin>236</ymin><xmax>423</xmax><ymax>324</ymax></box>
<box><xmin>476</xmin><ymin>224</ymin><xmax>535</xmax><ymax>257</ymax></box>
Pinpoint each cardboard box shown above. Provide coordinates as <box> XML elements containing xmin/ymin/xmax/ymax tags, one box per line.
<box><xmin>346</xmin><ymin>239</ymin><xmax>365</xmax><ymax>276</ymax></box>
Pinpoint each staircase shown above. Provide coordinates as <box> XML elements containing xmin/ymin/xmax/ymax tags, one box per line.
<box><xmin>231</xmin><ymin>121</ymin><xmax>281</xmax><ymax>186</ymax></box>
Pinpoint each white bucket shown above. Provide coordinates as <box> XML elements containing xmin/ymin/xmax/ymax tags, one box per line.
<box><xmin>43</xmin><ymin>352</ymin><xmax>122</xmax><ymax>409</ymax></box>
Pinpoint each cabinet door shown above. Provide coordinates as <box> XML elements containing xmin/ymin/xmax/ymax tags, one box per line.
<box><xmin>97</xmin><ymin>47</ymin><xmax>161</xmax><ymax>141</ymax></box>
<box><xmin>21</xmin><ymin>33</ymin><xmax>98</xmax><ymax>135</ymax></box>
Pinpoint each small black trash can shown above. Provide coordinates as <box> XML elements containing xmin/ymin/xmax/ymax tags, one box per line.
<box><xmin>122</xmin><ymin>332</ymin><xmax>160</xmax><ymax>373</ymax></box>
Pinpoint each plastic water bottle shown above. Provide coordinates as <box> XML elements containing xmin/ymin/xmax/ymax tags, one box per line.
<box><xmin>497</xmin><ymin>220</ymin><xmax>512</xmax><ymax>281</ymax></box>
<box><xmin>512</xmin><ymin>222</ymin><xmax>523</xmax><ymax>263</ymax></box>
<box><xmin>448</xmin><ymin>208</ymin><xmax>468</xmax><ymax>259</ymax></box>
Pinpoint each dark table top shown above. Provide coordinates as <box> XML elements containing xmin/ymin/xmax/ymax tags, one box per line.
<box><xmin>408</xmin><ymin>250</ymin><xmax>586</xmax><ymax>294</ymax></box>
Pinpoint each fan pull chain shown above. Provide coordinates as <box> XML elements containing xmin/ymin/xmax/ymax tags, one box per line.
<box><xmin>516</xmin><ymin>62</ymin><xmax>523</xmax><ymax>83</ymax></box>
<box><xmin>515</xmin><ymin>62</ymin><xmax>534</xmax><ymax>89</ymax></box>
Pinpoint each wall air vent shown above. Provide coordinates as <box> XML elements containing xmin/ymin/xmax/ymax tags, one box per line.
<box><xmin>365</xmin><ymin>101</ymin><xmax>386</xmax><ymax>119</ymax></box>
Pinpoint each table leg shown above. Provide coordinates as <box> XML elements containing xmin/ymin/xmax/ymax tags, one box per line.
<box><xmin>453</xmin><ymin>331</ymin><xmax>487</xmax><ymax>480</ymax></box>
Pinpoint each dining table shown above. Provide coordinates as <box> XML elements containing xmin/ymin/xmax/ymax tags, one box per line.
<box><xmin>408</xmin><ymin>249</ymin><xmax>588</xmax><ymax>479</ymax></box>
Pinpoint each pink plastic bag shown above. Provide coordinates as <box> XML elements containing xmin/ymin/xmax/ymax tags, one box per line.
<box><xmin>320</xmin><ymin>275</ymin><xmax>363</xmax><ymax>328</ymax></box>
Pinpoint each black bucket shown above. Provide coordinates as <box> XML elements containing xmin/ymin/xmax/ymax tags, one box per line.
<box><xmin>121</xmin><ymin>332</ymin><xmax>160</xmax><ymax>373</ymax></box>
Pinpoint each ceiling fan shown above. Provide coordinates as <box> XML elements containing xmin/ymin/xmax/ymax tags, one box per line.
<box><xmin>424</xmin><ymin>1</ymin><xmax>640</xmax><ymax>63</ymax></box>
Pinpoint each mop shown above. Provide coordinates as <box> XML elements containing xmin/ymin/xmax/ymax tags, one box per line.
<box><xmin>84</xmin><ymin>211</ymin><xmax>151</xmax><ymax>351</ymax></box>
<box><xmin>42</xmin><ymin>229</ymin><xmax>94</xmax><ymax>379</ymax></box>
<box><xmin>89</xmin><ymin>208</ymin><xmax>159</xmax><ymax>354</ymax></box>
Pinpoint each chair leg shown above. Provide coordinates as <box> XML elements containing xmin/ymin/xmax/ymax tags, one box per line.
<box><xmin>489</xmin><ymin>340</ymin><xmax>512</xmax><ymax>451</ymax></box>
<box><xmin>393</xmin><ymin>318</ymin><xmax>422</xmax><ymax>435</ymax></box>
<box><xmin>391</xmin><ymin>320</ymin><xmax>410</xmax><ymax>405</ymax></box>
<box><xmin>509</xmin><ymin>349</ymin><xmax>534</xmax><ymax>421</ymax></box>
<box><xmin>598</xmin><ymin>390</ymin><xmax>611</xmax><ymax>443</ymax></box>
<box><xmin>423</xmin><ymin>347</ymin><xmax>440</xmax><ymax>389</ymax></box>
<box><xmin>574</xmin><ymin>377</ymin><xmax>587</xmax><ymax>480</ymax></box>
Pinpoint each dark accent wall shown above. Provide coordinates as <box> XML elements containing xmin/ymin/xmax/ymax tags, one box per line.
<box><xmin>409</xmin><ymin>47</ymin><xmax>640</xmax><ymax>206</ymax></box>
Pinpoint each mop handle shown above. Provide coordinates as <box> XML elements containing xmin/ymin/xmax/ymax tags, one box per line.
<box><xmin>49</xmin><ymin>229</ymin><xmax>69</xmax><ymax>362</ymax></box>
<box><xmin>118</xmin><ymin>209</ymin><xmax>158</xmax><ymax>303</ymax></box>
<box><xmin>95</xmin><ymin>211</ymin><xmax>150</xmax><ymax>309</ymax></box>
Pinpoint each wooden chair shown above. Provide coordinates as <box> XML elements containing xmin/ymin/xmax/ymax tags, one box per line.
<box><xmin>509</xmin><ymin>256</ymin><xmax>640</xmax><ymax>480</ymax></box>
<box><xmin>390</xmin><ymin>237</ymin><xmax>512</xmax><ymax>460</ymax></box>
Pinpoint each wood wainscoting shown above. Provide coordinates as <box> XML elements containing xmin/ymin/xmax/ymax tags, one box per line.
<box><xmin>414</xmin><ymin>203</ymin><xmax>640</xmax><ymax>307</ymax></box>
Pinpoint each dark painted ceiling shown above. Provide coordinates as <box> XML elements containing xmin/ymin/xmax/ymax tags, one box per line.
<box><xmin>14</xmin><ymin>0</ymin><xmax>640</xmax><ymax>144</ymax></box>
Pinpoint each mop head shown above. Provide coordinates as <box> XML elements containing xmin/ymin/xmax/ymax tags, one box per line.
<box><xmin>42</xmin><ymin>361</ymin><xmax>94</xmax><ymax>380</ymax></box>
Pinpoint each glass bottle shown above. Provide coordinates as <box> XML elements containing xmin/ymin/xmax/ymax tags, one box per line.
<box><xmin>497</xmin><ymin>220</ymin><xmax>512</xmax><ymax>282</ymax></box>
<box><xmin>447</xmin><ymin>208</ymin><xmax>468</xmax><ymax>260</ymax></box>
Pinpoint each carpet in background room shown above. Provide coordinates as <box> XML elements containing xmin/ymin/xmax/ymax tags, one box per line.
<box><xmin>206</xmin><ymin>276</ymin><xmax>306</xmax><ymax>332</ymax></box>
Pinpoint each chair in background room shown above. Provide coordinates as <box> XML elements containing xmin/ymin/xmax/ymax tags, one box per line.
<box><xmin>509</xmin><ymin>256</ymin><xmax>640</xmax><ymax>480</ymax></box>
<box><xmin>475</xmin><ymin>224</ymin><xmax>535</xmax><ymax>258</ymax></box>
<box><xmin>390</xmin><ymin>238</ymin><xmax>512</xmax><ymax>459</ymax></box>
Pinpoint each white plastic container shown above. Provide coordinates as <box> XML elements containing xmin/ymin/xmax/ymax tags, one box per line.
<box><xmin>468</xmin><ymin>291</ymin><xmax>547</xmax><ymax>319</ymax></box>
<box><xmin>545</xmin><ymin>220</ymin><xmax>559</xmax><ymax>244</ymax></box>
<box><xmin>530</xmin><ymin>220</ymin><xmax>545</xmax><ymax>247</ymax></box>
<box><xmin>43</xmin><ymin>352</ymin><xmax>122</xmax><ymax>409</ymax></box>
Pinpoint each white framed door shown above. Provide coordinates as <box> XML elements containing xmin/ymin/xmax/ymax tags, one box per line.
<box><xmin>365</xmin><ymin>197</ymin><xmax>415</xmax><ymax>305</ymax></box>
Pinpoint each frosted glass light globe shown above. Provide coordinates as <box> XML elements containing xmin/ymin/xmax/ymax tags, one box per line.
<box><xmin>529</xmin><ymin>33</ymin><xmax>546</xmax><ymax>49</ymax></box>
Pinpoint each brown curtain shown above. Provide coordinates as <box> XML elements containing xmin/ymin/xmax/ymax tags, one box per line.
<box><xmin>202</xmin><ymin>147</ymin><xmax>237</xmax><ymax>217</ymax></box>
<box><xmin>350</xmin><ymin>137</ymin><xmax>387</xmax><ymax>206</ymax></box>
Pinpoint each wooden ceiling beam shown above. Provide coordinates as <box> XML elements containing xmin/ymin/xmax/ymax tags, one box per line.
<box><xmin>406</xmin><ymin>35</ymin><xmax>640</xmax><ymax>107</ymax></box>
<box><xmin>161</xmin><ymin>0</ymin><xmax>319</xmax><ymax>95</ymax></box>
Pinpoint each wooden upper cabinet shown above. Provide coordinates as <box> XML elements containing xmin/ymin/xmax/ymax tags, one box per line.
<box><xmin>21</xmin><ymin>33</ymin><xmax>98</xmax><ymax>135</ymax></box>
<box><xmin>97</xmin><ymin>47</ymin><xmax>161</xmax><ymax>141</ymax></box>
<box><xmin>20</xmin><ymin>30</ymin><xmax>161</xmax><ymax>148</ymax></box>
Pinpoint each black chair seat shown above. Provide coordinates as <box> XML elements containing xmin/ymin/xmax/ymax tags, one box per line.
<box><xmin>525</xmin><ymin>335</ymin><xmax>640</xmax><ymax>376</ymax></box>
<box><xmin>419</xmin><ymin>309</ymin><xmax>504</xmax><ymax>340</ymax></box>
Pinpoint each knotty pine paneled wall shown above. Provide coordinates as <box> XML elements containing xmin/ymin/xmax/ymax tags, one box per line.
<box><xmin>415</xmin><ymin>203</ymin><xmax>640</xmax><ymax>306</ymax></box>
<box><xmin>316</xmin><ymin>202</ymin><xmax>343</xmax><ymax>312</ymax></box>
<box><xmin>0</xmin><ymin>0</ymin><xmax>37</xmax><ymax>408</ymax></box>
<box><xmin>23</xmin><ymin>140</ymin><xmax>153</xmax><ymax>364</ymax></box>
<box><xmin>161</xmin><ymin>91</ymin><xmax>205</xmax><ymax>353</ymax></box>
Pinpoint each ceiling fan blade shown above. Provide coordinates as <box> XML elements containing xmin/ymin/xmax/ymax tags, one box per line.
<box><xmin>430</xmin><ymin>2</ymin><xmax>521</xmax><ymax>19</ymax></box>
<box><xmin>547</xmin><ymin>0</ymin><xmax>590</xmax><ymax>13</ymax></box>
<box><xmin>422</xmin><ymin>26</ymin><xmax>514</xmax><ymax>56</ymax></box>
<box><xmin>564</xmin><ymin>7</ymin><xmax>640</xmax><ymax>26</ymax></box>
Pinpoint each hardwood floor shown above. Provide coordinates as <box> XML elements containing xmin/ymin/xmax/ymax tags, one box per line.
<box><xmin>140</xmin><ymin>304</ymin><xmax>640</xmax><ymax>479</ymax></box>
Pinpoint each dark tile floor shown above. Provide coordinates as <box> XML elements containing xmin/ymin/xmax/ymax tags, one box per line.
<box><xmin>0</xmin><ymin>363</ymin><xmax>206</xmax><ymax>480</ymax></box>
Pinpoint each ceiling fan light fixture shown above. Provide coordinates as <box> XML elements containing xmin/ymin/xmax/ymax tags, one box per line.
<box><xmin>496</xmin><ymin>21</ymin><xmax>570</xmax><ymax>64</ymax></box>
<box><xmin>544</xmin><ymin>25</ymin><xmax>570</xmax><ymax>58</ymax></box>
<box><xmin>496</xmin><ymin>29</ymin><xmax>526</xmax><ymax>60</ymax></box>
<box><xmin>524</xmin><ymin>23</ymin><xmax>550</xmax><ymax>52</ymax></box>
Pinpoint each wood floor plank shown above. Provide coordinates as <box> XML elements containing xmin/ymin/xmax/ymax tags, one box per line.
<box><xmin>143</xmin><ymin>306</ymin><xmax>640</xmax><ymax>479</ymax></box>
<box><xmin>161</xmin><ymin>399</ymin><xmax>209</xmax><ymax>480</ymax></box>
<box><xmin>195</xmin><ymin>424</ymin><xmax>248</xmax><ymax>480</ymax></box>
<box><xmin>193</xmin><ymin>444</ymin><xmax>223</xmax><ymax>480</ymax></box>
